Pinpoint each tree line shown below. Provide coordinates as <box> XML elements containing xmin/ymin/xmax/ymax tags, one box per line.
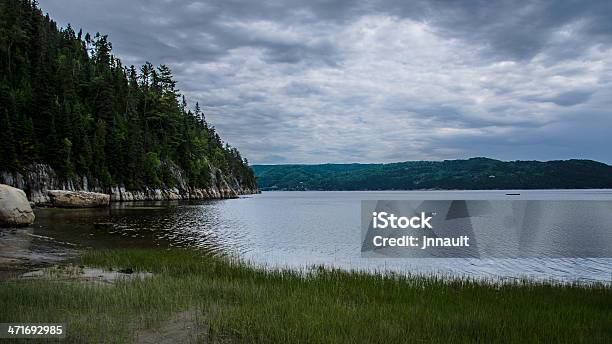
<box><xmin>253</xmin><ymin>158</ymin><xmax>612</xmax><ymax>190</ymax></box>
<box><xmin>0</xmin><ymin>0</ymin><xmax>256</xmax><ymax>191</ymax></box>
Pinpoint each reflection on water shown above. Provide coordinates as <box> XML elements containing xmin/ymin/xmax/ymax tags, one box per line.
<box><xmin>22</xmin><ymin>190</ymin><xmax>612</xmax><ymax>283</ymax></box>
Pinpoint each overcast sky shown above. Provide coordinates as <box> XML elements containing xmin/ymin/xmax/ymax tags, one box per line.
<box><xmin>41</xmin><ymin>0</ymin><xmax>612</xmax><ymax>164</ymax></box>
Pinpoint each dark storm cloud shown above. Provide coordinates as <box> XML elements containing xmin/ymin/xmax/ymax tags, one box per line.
<box><xmin>374</xmin><ymin>0</ymin><xmax>612</xmax><ymax>60</ymax></box>
<box><xmin>548</xmin><ymin>90</ymin><xmax>594</xmax><ymax>107</ymax></box>
<box><xmin>39</xmin><ymin>0</ymin><xmax>612</xmax><ymax>163</ymax></box>
<box><xmin>523</xmin><ymin>90</ymin><xmax>594</xmax><ymax>107</ymax></box>
<box><xmin>41</xmin><ymin>0</ymin><xmax>344</xmax><ymax>65</ymax></box>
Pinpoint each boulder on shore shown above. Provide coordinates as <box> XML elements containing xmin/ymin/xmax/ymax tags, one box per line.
<box><xmin>47</xmin><ymin>190</ymin><xmax>110</xmax><ymax>208</ymax></box>
<box><xmin>0</xmin><ymin>184</ymin><xmax>35</xmax><ymax>227</ymax></box>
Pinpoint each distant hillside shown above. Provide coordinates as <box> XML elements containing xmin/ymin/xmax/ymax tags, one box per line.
<box><xmin>252</xmin><ymin>158</ymin><xmax>612</xmax><ymax>190</ymax></box>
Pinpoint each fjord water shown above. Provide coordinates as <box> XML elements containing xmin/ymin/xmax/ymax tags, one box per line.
<box><xmin>28</xmin><ymin>190</ymin><xmax>612</xmax><ymax>283</ymax></box>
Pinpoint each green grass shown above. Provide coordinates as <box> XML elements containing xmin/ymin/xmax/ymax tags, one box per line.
<box><xmin>1</xmin><ymin>249</ymin><xmax>611</xmax><ymax>343</ymax></box>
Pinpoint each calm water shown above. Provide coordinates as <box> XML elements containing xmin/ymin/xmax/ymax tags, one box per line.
<box><xmin>19</xmin><ymin>190</ymin><xmax>612</xmax><ymax>283</ymax></box>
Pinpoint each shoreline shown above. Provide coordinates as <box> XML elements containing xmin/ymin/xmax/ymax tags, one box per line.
<box><xmin>30</xmin><ymin>187</ymin><xmax>261</xmax><ymax>208</ymax></box>
<box><xmin>1</xmin><ymin>248</ymin><xmax>610</xmax><ymax>343</ymax></box>
<box><xmin>2</xmin><ymin>222</ymin><xmax>610</xmax><ymax>287</ymax></box>
<box><xmin>2</xmin><ymin>192</ymin><xmax>611</xmax><ymax>285</ymax></box>
<box><xmin>1</xmin><ymin>163</ymin><xmax>260</xmax><ymax>207</ymax></box>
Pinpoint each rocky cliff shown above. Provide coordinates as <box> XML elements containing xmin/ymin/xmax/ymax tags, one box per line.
<box><xmin>0</xmin><ymin>164</ymin><xmax>259</xmax><ymax>205</ymax></box>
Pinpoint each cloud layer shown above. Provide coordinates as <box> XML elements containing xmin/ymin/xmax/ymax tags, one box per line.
<box><xmin>41</xmin><ymin>0</ymin><xmax>612</xmax><ymax>163</ymax></box>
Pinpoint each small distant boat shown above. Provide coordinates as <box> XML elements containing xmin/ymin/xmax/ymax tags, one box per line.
<box><xmin>505</xmin><ymin>193</ymin><xmax>520</xmax><ymax>196</ymax></box>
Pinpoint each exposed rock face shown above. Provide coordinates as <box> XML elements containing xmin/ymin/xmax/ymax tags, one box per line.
<box><xmin>47</xmin><ymin>190</ymin><xmax>111</xmax><ymax>208</ymax></box>
<box><xmin>0</xmin><ymin>163</ymin><xmax>259</xmax><ymax>205</ymax></box>
<box><xmin>1</xmin><ymin>164</ymin><xmax>70</xmax><ymax>204</ymax></box>
<box><xmin>0</xmin><ymin>184</ymin><xmax>35</xmax><ymax>227</ymax></box>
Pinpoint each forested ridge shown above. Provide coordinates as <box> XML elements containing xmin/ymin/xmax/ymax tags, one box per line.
<box><xmin>0</xmin><ymin>0</ymin><xmax>256</xmax><ymax>192</ymax></box>
<box><xmin>253</xmin><ymin>158</ymin><xmax>612</xmax><ymax>190</ymax></box>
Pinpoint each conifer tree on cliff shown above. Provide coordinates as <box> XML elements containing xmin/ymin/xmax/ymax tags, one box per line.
<box><xmin>0</xmin><ymin>0</ymin><xmax>256</xmax><ymax>192</ymax></box>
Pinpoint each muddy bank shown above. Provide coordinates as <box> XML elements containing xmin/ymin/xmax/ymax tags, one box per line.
<box><xmin>0</xmin><ymin>227</ymin><xmax>79</xmax><ymax>279</ymax></box>
<box><xmin>21</xmin><ymin>265</ymin><xmax>153</xmax><ymax>285</ymax></box>
<box><xmin>0</xmin><ymin>201</ymin><xmax>192</xmax><ymax>277</ymax></box>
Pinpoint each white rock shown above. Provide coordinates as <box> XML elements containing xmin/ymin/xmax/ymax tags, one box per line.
<box><xmin>0</xmin><ymin>184</ymin><xmax>35</xmax><ymax>227</ymax></box>
<box><xmin>47</xmin><ymin>190</ymin><xmax>110</xmax><ymax>208</ymax></box>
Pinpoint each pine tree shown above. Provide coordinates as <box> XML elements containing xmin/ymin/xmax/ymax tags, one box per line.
<box><xmin>0</xmin><ymin>0</ymin><xmax>256</xmax><ymax>192</ymax></box>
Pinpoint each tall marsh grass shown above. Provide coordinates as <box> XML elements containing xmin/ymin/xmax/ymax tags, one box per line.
<box><xmin>1</xmin><ymin>249</ymin><xmax>610</xmax><ymax>343</ymax></box>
